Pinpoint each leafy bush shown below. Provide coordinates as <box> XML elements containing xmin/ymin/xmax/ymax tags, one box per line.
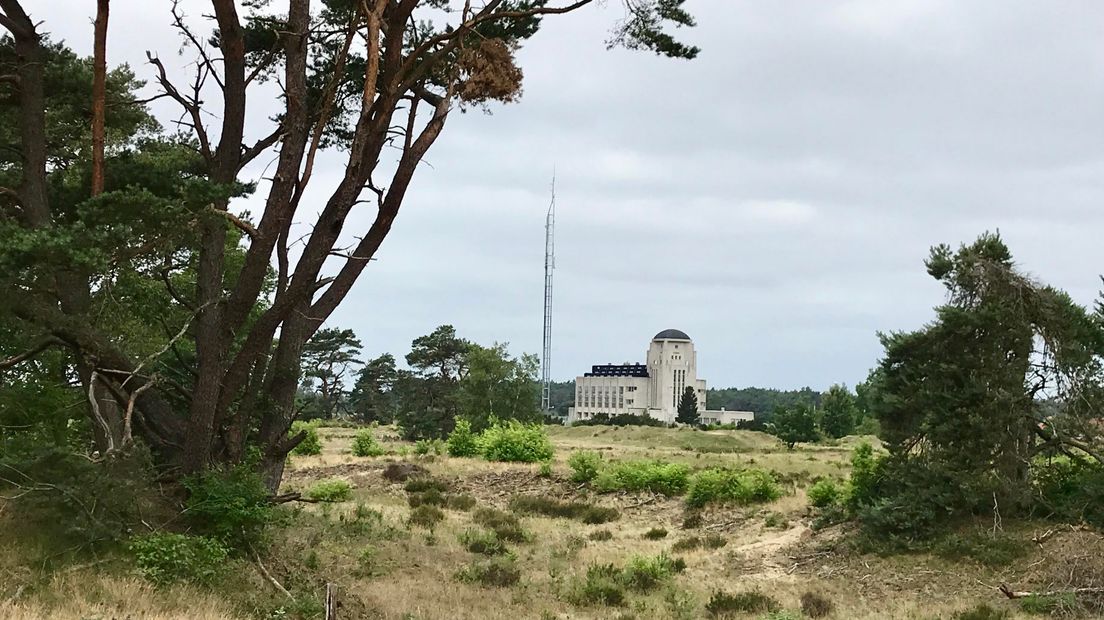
<box><xmin>508</xmin><ymin>495</ymin><xmax>619</xmax><ymax>524</ymax></box>
<box><xmin>128</xmin><ymin>533</ymin><xmax>229</xmax><ymax>585</ymax></box>
<box><xmin>473</xmin><ymin>507</ymin><xmax>530</xmax><ymax>542</ymax></box>
<box><xmin>305</xmin><ymin>479</ymin><xmax>353</xmax><ymax>502</ymax></box>
<box><xmin>594</xmin><ymin>460</ymin><xmax>690</xmax><ymax>495</ymax></box>
<box><xmin>686</xmin><ymin>468</ymin><xmax>781</xmax><ymax>508</ymax></box>
<box><xmin>643</xmin><ymin>527</ymin><xmax>668</xmax><ymax>540</ymax></box>
<box><xmin>671</xmin><ymin>534</ymin><xmax>727</xmax><ymax>552</ymax></box>
<box><xmin>620</xmin><ymin>552</ymin><xmax>685</xmax><ymax>591</ymax></box>
<box><xmin>408</xmin><ymin>504</ymin><xmax>445</xmax><ymax>529</ymax></box>
<box><xmin>479</xmin><ymin>420</ymin><xmax>554</xmax><ymax>462</ymax></box>
<box><xmin>414</xmin><ymin>438</ymin><xmax>445</xmax><ymax>456</ymax></box>
<box><xmin>538</xmin><ymin>462</ymin><xmax>553</xmax><ymax>477</ymax></box>
<box><xmin>289</xmin><ymin>420</ymin><xmax>322</xmax><ymax>456</ymax></box>
<box><xmin>800</xmin><ymin>591</ymin><xmax>834</xmax><ymax>618</ymax></box>
<box><xmin>447</xmin><ymin>419</ymin><xmax>481</xmax><ymax>457</ymax></box>
<box><xmin>1020</xmin><ymin>593</ymin><xmax>1078</xmax><ymax>616</ymax></box>
<box><xmin>456</xmin><ymin>556</ymin><xmax>521</xmax><ymax>587</ymax></box>
<box><xmin>704</xmin><ymin>590</ymin><xmax>780</xmax><ymax>616</ymax></box>
<box><xmin>447</xmin><ymin>494</ymin><xmax>477</xmax><ymax>511</ymax></box>
<box><xmin>589</xmin><ymin>529</ymin><xmax>614</xmax><ymax>541</ymax></box>
<box><xmin>568</xmin><ymin>563</ymin><xmax>626</xmax><ymax>607</ymax></box>
<box><xmin>846</xmin><ymin>442</ymin><xmax>880</xmax><ymax>511</ymax></box>
<box><xmin>183</xmin><ymin>465</ymin><xmax>275</xmax><ymax>549</ymax></box>
<box><xmin>350</xmin><ymin>429</ymin><xmax>384</xmax><ymax>457</ymax></box>
<box><xmin>459</xmin><ymin>529</ymin><xmax>508</xmax><ymax>555</ymax></box>
<box><xmin>807</xmin><ymin>479</ymin><xmax>841</xmax><ymax>508</ymax></box>
<box><xmin>407</xmin><ymin>488</ymin><xmax>447</xmax><ymax>508</ymax></box>
<box><xmin>763</xmin><ymin>512</ymin><xmax>788</xmax><ymax>529</ymax></box>
<box><xmin>568</xmin><ymin>450</ymin><xmax>603</xmax><ymax>483</ymax></box>
<box><xmin>1031</xmin><ymin>457</ymin><xmax>1104</xmax><ymax>528</ymax></box>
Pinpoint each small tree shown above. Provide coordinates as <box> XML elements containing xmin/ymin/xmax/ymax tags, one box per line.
<box><xmin>769</xmin><ymin>403</ymin><xmax>818</xmax><ymax>449</ymax></box>
<box><xmin>819</xmin><ymin>384</ymin><xmax>857</xmax><ymax>439</ymax></box>
<box><xmin>676</xmin><ymin>386</ymin><xmax>699</xmax><ymax>426</ymax></box>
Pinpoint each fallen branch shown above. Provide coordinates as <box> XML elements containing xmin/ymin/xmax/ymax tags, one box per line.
<box><xmin>269</xmin><ymin>491</ymin><xmax>324</xmax><ymax>504</ymax></box>
<box><xmin>253</xmin><ymin>548</ymin><xmax>294</xmax><ymax>601</ymax></box>
<box><xmin>999</xmin><ymin>583</ymin><xmax>1104</xmax><ymax>599</ymax></box>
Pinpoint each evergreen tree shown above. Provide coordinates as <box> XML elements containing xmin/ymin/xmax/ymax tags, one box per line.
<box><xmin>348</xmin><ymin>354</ymin><xmax>398</xmax><ymax>424</ymax></box>
<box><xmin>676</xmin><ymin>386</ymin><xmax>699</xmax><ymax>425</ymax></box>
<box><xmin>769</xmin><ymin>403</ymin><xmax>818</xmax><ymax>449</ymax></box>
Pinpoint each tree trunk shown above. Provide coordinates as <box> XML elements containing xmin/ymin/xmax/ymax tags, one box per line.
<box><xmin>91</xmin><ymin>0</ymin><xmax>109</xmax><ymax>196</ymax></box>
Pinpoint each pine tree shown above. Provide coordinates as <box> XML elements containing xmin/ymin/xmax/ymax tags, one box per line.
<box><xmin>676</xmin><ymin>386</ymin><xmax>699</xmax><ymax>426</ymax></box>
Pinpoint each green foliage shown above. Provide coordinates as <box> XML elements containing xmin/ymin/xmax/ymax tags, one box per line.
<box><xmin>473</xmin><ymin>507</ymin><xmax>530</xmax><ymax>542</ymax></box>
<box><xmin>289</xmin><ymin>420</ymin><xmax>322</xmax><ymax>456</ymax></box>
<box><xmin>643</xmin><ymin>527</ymin><xmax>668</xmax><ymax>540</ymax></box>
<box><xmin>768</xmin><ymin>402</ymin><xmax>818</xmax><ymax>449</ymax></box>
<box><xmin>807</xmin><ymin>479</ymin><xmax>842</xmax><ymax>508</ymax></box>
<box><xmin>1031</xmin><ymin>457</ymin><xmax>1104</xmax><ymax>528</ymax></box>
<box><xmin>455</xmin><ymin>556</ymin><xmax>521</xmax><ymax>587</ymax></box>
<box><xmin>408</xmin><ymin>505</ymin><xmax>445</xmax><ymax>529</ymax></box>
<box><xmin>568</xmin><ymin>450</ymin><xmax>604</xmax><ymax>483</ymax></box>
<box><xmin>407</xmin><ymin>488</ymin><xmax>447</xmax><ymax>508</ymax></box>
<box><xmin>676</xmin><ymin>386</ymin><xmax>699</xmax><ymax>425</ymax></box>
<box><xmin>446</xmin><ymin>419</ymin><xmax>481</xmax><ymax>457</ymax></box>
<box><xmin>350</xmin><ymin>428</ymin><xmax>384</xmax><ymax>457</ymax></box>
<box><xmin>459</xmin><ymin>529</ymin><xmax>508</xmax><ymax>555</ymax></box>
<box><xmin>299</xmin><ymin>328</ymin><xmax>363</xmax><ymax>420</ymax></box>
<box><xmin>572</xmin><ymin>412</ymin><xmax>667</xmax><ymax>427</ymax></box>
<box><xmin>952</xmin><ymin>603</ymin><xmax>1010</xmax><ymax>620</ymax></box>
<box><xmin>1020</xmin><ymin>593</ymin><xmax>1078</xmax><ymax>616</ymax></box>
<box><xmin>685</xmin><ymin>468</ymin><xmax>781</xmax><ymax>508</ymax></box>
<box><xmin>538</xmin><ymin>461</ymin><xmax>553</xmax><ymax>477</ymax></box>
<box><xmin>508</xmin><ymin>495</ymin><xmax>619</xmax><ymax>524</ymax></box>
<box><xmin>819</xmin><ymin>384</ymin><xmax>857</xmax><ymax>438</ymax></box>
<box><xmin>305</xmin><ymin>479</ymin><xmax>353</xmax><ymax>502</ymax></box>
<box><xmin>933</xmin><ymin>532</ymin><xmax>1029</xmax><ymax>567</ymax></box>
<box><xmin>349</xmin><ymin>354</ymin><xmax>398</xmax><ymax>424</ymax></box>
<box><xmin>568</xmin><ymin>563</ymin><xmax>626</xmax><ymax>607</ymax></box>
<box><xmin>478</xmin><ymin>419</ymin><xmax>553</xmax><ymax>462</ymax></box>
<box><xmin>183</xmin><ymin>465</ymin><xmax>275</xmax><ymax>550</ymax></box>
<box><xmin>704</xmin><ymin>590</ymin><xmax>780</xmax><ymax>616</ymax></box>
<box><xmin>845</xmin><ymin>442</ymin><xmax>880</xmax><ymax>511</ymax></box>
<box><xmin>127</xmin><ymin>533</ymin><xmax>229</xmax><ymax>586</ymax></box>
<box><xmin>594</xmin><ymin>460</ymin><xmax>690</xmax><ymax>495</ymax></box>
<box><xmin>620</xmin><ymin>552</ymin><xmax>685</xmax><ymax>591</ymax></box>
<box><xmin>799</xmin><ymin>591</ymin><xmax>834</xmax><ymax>618</ymax></box>
<box><xmin>459</xmin><ymin>343</ymin><xmax>541</xmax><ymax>431</ymax></box>
<box><xmin>706</xmin><ymin>386</ymin><xmax>823</xmax><ymax>421</ymax></box>
<box><xmin>414</xmin><ymin>438</ymin><xmax>445</xmax><ymax>456</ymax></box>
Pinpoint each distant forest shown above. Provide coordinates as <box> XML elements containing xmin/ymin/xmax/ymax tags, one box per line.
<box><xmin>548</xmin><ymin>381</ymin><xmax>821</xmax><ymax>419</ymax></box>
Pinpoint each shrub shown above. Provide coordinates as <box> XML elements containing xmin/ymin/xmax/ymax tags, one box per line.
<box><xmin>845</xmin><ymin>442</ymin><xmax>880</xmax><ymax>511</ymax></box>
<box><xmin>568</xmin><ymin>450</ymin><xmax>603</xmax><ymax>483</ymax></box>
<box><xmin>569</xmin><ymin>563</ymin><xmax>626</xmax><ymax>607</ymax></box>
<box><xmin>539</xmin><ymin>462</ymin><xmax>553</xmax><ymax>477</ymax></box>
<box><xmin>704</xmin><ymin>590</ymin><xmax>780</xmax><ymax>617</ymax></box>
<box><xmin>182</xmin><ymin>465</ymin><xmax>275</xmax><ymax>549</ymax></box>
<box><xmin>572</xmin><ymin>413</ymin><xmax>666</xmax><ymax>427</ymax></box>
<box><xmin>686</xmin><ymin>468</ymin><xmax>781</xmax><ymax>508</ymax></box>
<box><xmin>594</xmin><ymin>460</ymin><xmax>690</xmax><ymax>495</ymax></box>
<box><xmin>459</xmin><ymin>529</ymin><xmax>508</xmax><ymax>555</ymax></box>
<box><xmin>473</xmin><ymin>507</ymin><xmax>530</xmax><ymax>542</ymax></box>
<box><xmin>807</xmin><ymin>479</ymin><xmax>841</xmax><ymax>508</ymax></box>
<box><xmin>128</xmin><ymin>533</ymin><xmax>229</xmax><ymax>585</ymax></box>
<box><xmin>382</xmin><ymin>462</ymin><xmax>428</xmax><ymax>482</ymax></box>
<box><xmin>289</xmin><ymin>420</ymin><xmax>322</xmax><ymax>456</ymax></box>
<box><xmin>408</xmin><ymin>505</ymin><xmax>445</xmax><ymax>529</ymax></box>
<box><xmin>671</xmin><ymin>534</ymin><xmax>727</xmax><ymax>552</ymax></box>
<box><xmin>456</xmin><ymin>556</ymin><xmax>521</xmax><ymax>587</ymax></box>
<box><xmin>643</xmin><ymin>527</ymin><xmax>668</xmax><ymax>540</ymax></box>
<box><xmin>1020</xmin><ymin>593</ymin><xmax>1078</xmax><ymax>616</ymax></box>
<box><xmin>407</xmin><ymin>488</ymin><xmax>447</xmax><ymax>508</ymax></box>
<box><xmin>305</xmin><ymin>479</ymin><xmax>353</xmax><ymax>502</ymax></box>
<box><xmin>509</xmin><ymin>495</ymin><xmax>619</xmax><ymax>524</ymax></box>
<box><xmin>620</xmin><ymin>552</ymin><xmax>684</xmax><ymax>591</ymax></box>
<box><xmin>933</xmin><ymin>532</ymin><xmax>1028</xmax><ymax>567</ymax></box>
<box><xmin>953</xmin><ymin>603</ymin><xmax>1010</xmax><ymax>620</ymax></box>
<box><xmin>1031</xmin><ymin>457</ymin><xmax>1104</xmax><ymax>528</ymax></box>
<box><xmin>479</xmin><ymin>420</ymin><xmax>554</xmax><ymax>462</ymax></box>
<box><xmin>404</xmin><ymin>477</ymin><xmax>448</xmax><ymax>493</ymax></box>
<box><xmin>589</xmin><ymin>530</ymin><xmax>614</xmax><ymax>541</ymax></box>
<box><xmin>682</xmin><ymin>512</ymin><xmax>704</xmax><ymax>529</ymax></box>
<box><xmin>799</xmin><ymin>591</ymin><xmax>834</xmax><ymax>618</ymax></box>
<box><xmin>414</xmin><ymin>438</ymin><xmax>445</xmax><ymax>456</ymax></box>
<box><xmin>447</xmin><ymin>494</ymin><xmax>477</xmax><ymax>511</ymax></box>
<box><xmin>350</xmin><ymin>429</ymin><xmax>385</xmax><ymax>457</ymax></box>
<box><xmin>447</xmin><ymin>419</ymin><xmax>481</xmax><ymax>457</ymax></box>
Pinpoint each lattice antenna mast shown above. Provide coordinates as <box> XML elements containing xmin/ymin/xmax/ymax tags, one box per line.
<box><xmin>541</xmin><ymin>175</ymin><xmax>556</xmax><ymax>414</ymax></box>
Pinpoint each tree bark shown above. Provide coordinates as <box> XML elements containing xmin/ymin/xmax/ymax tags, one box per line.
<box><xmin>91</xmin><ymin>0</ymin><xmax>109</xmax><ymax>196</ymax></box>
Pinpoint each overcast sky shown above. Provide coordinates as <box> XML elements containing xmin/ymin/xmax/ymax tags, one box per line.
<box><xmin>37</xmin><ymin>1</ymin><xmax>1104</xmax><ymax>390</ymax></box>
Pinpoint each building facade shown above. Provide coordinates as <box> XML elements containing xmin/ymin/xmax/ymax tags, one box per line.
<box><xmin>567</xmin><ymin>329</ymin><xmax>753</xmax><ymax>426</ymax></box>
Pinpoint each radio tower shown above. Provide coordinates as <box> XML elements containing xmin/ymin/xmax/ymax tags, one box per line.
<box><xmin>540</xmin><ymin>176</ymin><xmax>556</xmax><ymax>414</ymax></box>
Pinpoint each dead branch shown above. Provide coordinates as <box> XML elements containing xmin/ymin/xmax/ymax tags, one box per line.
<box><xmin>87</xmin><ymin>371</ymin><xmax>116</xmax><ymax>453</ymax></box>
<box><xmin>999</xmin><ymin>583</ymin><xmax>1104</xmax><ymax>599</ymax></box>
<box><xmin>252</xmin><ymin>547</ymin><xmax>294</xmax><ymax>600</ymax></box>
<box><xmin>209</xmin><ymin>206</ymin><xmax>258</xmax><ymax>238</ymax></box>
<box><xmin>269</xmin><ymin>491</ymin><xmax>324</xmax><ymax>504</ymax></box>
<box><xmin>0</xmin><ymin>337</ymin><xmax>62</xmax><ymax>369</ymax></box>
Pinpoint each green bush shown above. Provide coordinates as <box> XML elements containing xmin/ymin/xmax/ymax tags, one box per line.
<box><xmin>473</xmin><ymin>507</ymin><xmax>530</xmax><ymax>542</ymax></box>
<box><xmin>479</xmin><ymin>420</ymin><xmax>554</xmax><ymax>462</ymax></box>
<box><xmin>305</xmin><ymin>479</ymin><xmax>353</xmax><ymax>502</ymax></box>
<box><xmin>845</xmin><ymin>442</ymin><xmax>880</xmax><ymax>511</ymax></box>
<box><xmin>182</xmin><ymin>465</ymin><xmax>275</xmax><ymax>549</ymax></box>
<box><xmin>620</xmin><ymin>552</ymin><xmax>685</xmax><ymax>591</ymax></box>
<box><xmin>408</xmin><ymin>504</ymin><xmax>445</xmax><ymax>529</ymax></box>
<box><xmin>459</xmin><ymin>529</ymin><xmax>508</xmax><ymax>555</ymax></box>
<box><xmin>508</xmin><ymin>495</ymin><xmax>619</xmax><ymax>524</ymax></box>
<box><xmin>414</xmin><ymin>438</ymin><xmax>445</xmax><ymax>456</ymax></box>
<box><xmin>407</xmin><ymin>488</ymin><xmax>447</xmax><ymax>508</ymax></box>
<box><xmin>1020</xmin><ymin>593</ymin><xmax>1078</xmax><ymax>616</ymax></box>
<box><xmin>128</xmin><ymin>532</ymin><xmax>229</xmax><ymax>585</ymax></box>
<box><xmin>538</xmin><ymin>462</ymin><xmax>553</xmax><ymax>478</ymax></box>
<box><xmin>1031</xmin><ymin>457</ymin><xmax>1104</xmax><ymax>528</ymax></box>
<box><xmin>686</xmin><ymin>468</ymin><xmax>781</xmax><ymax>508</ymax></box>
<box><xmin>933</xmin><ymin>532</ymin><xmax>1028</xmax><ymax>567</ymax></box>
<box><xmin>289</xmin><ymin>420</ymin><xmax>322</xmax><ymax>456</ymax></box>
<box><xmin>455</xmin><ymin>556</ymin><xmax>521</xmax><ymax>587</ymax></box>
<box><xmin>350</xmin><ymin>429</ymin><xmax>384</xmax><ymax>457</ymax></box>
<box><xmin>643</xmin><ymin>527</ymin><xmax>668</xmax><ymax>540</ymax></box>
<box><xmin>572</xmin><ymin>413</ymin><xmax>667</xmax><ymax>428</ymax></box>
<box><xmin>704</xmin><ymin>590</ymin><xmax>780</xmax><ymax>616</ymax></box>
<box><xmin>568</xmin><ymin>563</ymin><xmax>626</xmax><ymax>607</ymax></box>
<box><xmin>807</xmin><ymin>479</ymin><xmax>841</xmax><ymax>508</ymax></box>
<box><xmin>594</xmin><ymin>460</ymin><xmax>690</xmax><ymax>495</ymax></box>
<box><xmin>568</xmin><ymin>450</ymin><xmax>603</xmax><ymax>483</ymax></box>
<box><xmin>447</xmin><ymin>419</ymin><xmax>481</xmax><ymax>457</ymax></box>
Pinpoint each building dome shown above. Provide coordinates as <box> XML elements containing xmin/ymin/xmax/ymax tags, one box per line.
<box><xmin>653</xmin><ymin>329</ymin><xmax>691</xmax><ymax>341</ymax></box>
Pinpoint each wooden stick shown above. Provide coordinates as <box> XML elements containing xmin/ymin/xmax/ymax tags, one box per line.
<box><xmin>253</xmin><ymin>548</ymin><xmax>294</xmax><ymax>601</ymax></box>
<box><xmin>999</xmin><ymin>583</ymin><xmax>1104</xmax><ymax>599</ymax></box>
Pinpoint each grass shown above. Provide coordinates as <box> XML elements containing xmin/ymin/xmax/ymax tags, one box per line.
<box><xmin>704</xmin><ymin>590</ymin><xmax>780</xmax><ymax>616</ymax></box>
<box><xmin>508</xmin><ymin>495</ymin><xmax>619</xmax><ymax>524</ymax></box>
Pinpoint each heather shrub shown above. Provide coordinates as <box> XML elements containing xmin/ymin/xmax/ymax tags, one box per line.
<box><xmin>473</xmin><ymin>507</ymin><xmax>530</xmax><ymax>542</ymax></box>
<box><xmin>643</xmin><ymin>527</ymin><xmax>668</xmax><ymax>540</ymax></box>
<box><xmin>509</xmin><ymin>495</ymin><xmax>619</xmax><ymax>524</ymax></box>
<box><xmin>456</xmin><ymin>556</ymin><xmax>521</xmax><ymax>587</ymax></box>
<box><xmin>704</xmin><ymin>590</ymin><xmax>779</xmax><ymax>616</ymax></box>
<box><xmin>594</xmin><ymin>460</ymin><xmax>690</xmax><ymax>495</ymax></box>
<box><xmin>620</xmin><ymin>552</ymin><xmax>685</xmax><ymax>591</ymax></box>
<box><xmin>800</xmin><ymin>591</ymin><xmax>834</xmax><ymax>618</ymax></box>
<box><xmin>459</xmin><ymin>529</ymin><xmax>508</xmax><ymax>555</ymax></box>
<box><xmin>408</xmin><ymin>504</ymin><xmax>445</xmax><ymax>529</ymax></box>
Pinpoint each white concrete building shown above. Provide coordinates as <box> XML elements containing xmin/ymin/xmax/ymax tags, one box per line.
<box><xmin>567</xmin><ymin>329</ymin><xmax>754</xmax><ymax>426</ymax></box>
